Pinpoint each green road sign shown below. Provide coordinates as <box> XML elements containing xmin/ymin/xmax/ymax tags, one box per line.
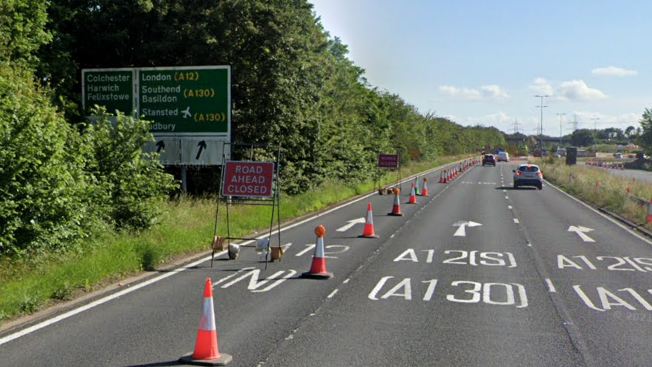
<box><xmin>139</xmin><ymin>66</ymin><xmax>230</xmax><ymax>135</ymax></box>
<box><xmin>82</xmin><ymin>69</ymin><xmax>134</xmax><ymax>115</ymax></box>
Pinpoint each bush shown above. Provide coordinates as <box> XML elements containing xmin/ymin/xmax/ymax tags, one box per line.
<box><xmin>83</xmin><ymin>108</ymin><xmax>178</xmax><ymax>231</ymax></box>
<box><xmin>0</xmin><ymin>64</ymin><xmax>177</xmax><ymax>259</ymax></box>
<box><xmin>0</xmin><ymin>64</ymin><xmax>94</xmax><ymax>257</ymax></box>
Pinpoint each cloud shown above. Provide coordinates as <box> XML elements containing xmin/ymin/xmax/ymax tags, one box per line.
<box><xmin>481</xmin><ymin>85</ymin><xmax>510</xmax><ymax>100</ymax></box>
<box><xmin>557</xmin><ymin>80</ymin><xmax>607</xmax><ymax>102</ymax></box>
<box><xmin>528</xmin><ymin>77</ymin><xmax>554</xmax><ymax>95</ymax></box>
<box><xmin>439</xmin><ymin>85</ymin><xmax>509</xmax><ymax>101</ymax></box>
<box><xmin>439</xmin><ymin>86</ymin><xmax>481</xmax><ymax>100</ymax></box>
<box><xmin>591</xmin><ymin>66</ymin><xmax>638</xmax><ymax>76</ymax></box>
<box><xmin>443</xmin><ymin>111</ymin><xmax>513</xmax><ymax>127</ymax></box>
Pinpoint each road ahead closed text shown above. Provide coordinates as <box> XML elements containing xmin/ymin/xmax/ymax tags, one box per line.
<box><xmin>223</xmin><ymin>161</ymin><xmax>274</xmax><ymax>197</ymax></box>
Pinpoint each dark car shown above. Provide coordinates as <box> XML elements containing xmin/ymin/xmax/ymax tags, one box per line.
<box><xmin>482</xmin><ymin>154</ymin><xmax>496</xmax><ymax>166</ymax></box>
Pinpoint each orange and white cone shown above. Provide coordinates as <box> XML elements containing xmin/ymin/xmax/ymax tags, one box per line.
<box><xmin>413</xmin><ymin>176</ymin><xmax>420</xmax><ymax>196</ymax></box>
<box><xmin>302</xmin><ymin>225</ymin><xmax>333</xmax><ymax>279</ymax></box>
<box><xmin>388</xmin><ymin>188</ymin><xmax>403</xmax><ymax>216</ymax></box>
<box><xmin>407</xmin><ymin>183</ymin><xmax>417</xmax><ymax>204</ymax></box>
<box><xmin>360</xmin><ymin>202</ymin><xmax>379</xmax><ymax>237</ymax></box>
<box><xmin>439</xmin><ymin>170</ymin><xmax>445</xmax><ymax>183</ymax></box>
<box><xmin>179</xmin><ymin>278</ymin><xmax>232</xmax><ymax>366</ymax></box>
<box><xmin>421</xmin><ymin>177</ymin><xmax>429</xmax><ymax>196</ymax></box>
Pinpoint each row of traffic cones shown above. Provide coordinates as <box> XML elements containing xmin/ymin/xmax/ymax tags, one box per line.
<box><xmin>184</xmin><ymin>161</ymin><xmax>483</xmax><ymax>364</ymax></box>
<box><xmin>439</xmin><ymin>166</ymin><xmax>460</xmax><ymax>183</ymax></box>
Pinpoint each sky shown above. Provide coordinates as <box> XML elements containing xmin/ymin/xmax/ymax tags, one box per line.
<box><xmin>309</xmin><ymin>0</ymin><xmax>652</xmax><ymax>137</ymax></box>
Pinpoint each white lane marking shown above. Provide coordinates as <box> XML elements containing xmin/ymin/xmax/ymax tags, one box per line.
<box><xmin>547</xmin><ymin>180</ymin><xmax>652</xmax><ymax>246</ymax></box>
<box><xmin>0</xmin><ymin>253</ymin><xmax>208</xmax><ymax>346</ymax></box>
<box><xmin>328</xmin><ymin>289</ymin><xmax>339</xmax><ymax>298</ymax></box>
<box><xmin>0</xmin><ymin>161</ymin><xmax>463</xmax><ymax>345</ymax></box>
<box><xmin>513</xmin><ymin>218</ymin><xmax>519</xmax><ymax>223</ymax></box>
<box><xmin>545</xmin><ymin>278</ymin><xmax>557</xmax><ymax>293</ymax></box>
<box><xmin>508</xmin><ymin>205</ymin><xmax>513</xmax><ymax>209</ymax></box>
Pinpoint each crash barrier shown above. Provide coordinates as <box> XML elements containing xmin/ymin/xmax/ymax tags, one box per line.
<box><xmin>563</xmin><ymin>170</ymin><xmax>652</xmax><ymax>226</ymax></box>
<box><xmin>586</xmin><ymin>161</ymin><xmax>626</xmax><ymax>170</ymax></box>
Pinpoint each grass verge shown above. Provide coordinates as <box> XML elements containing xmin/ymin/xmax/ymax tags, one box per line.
<box><xmin>0</xmin><ymin>156</ymin><xmax>468</xmax><ymax>325</ymax></box>
<box><xmin>539</xmin><ymin>157</ymin><xmax>652</xmax><ymax>227</ymax></box>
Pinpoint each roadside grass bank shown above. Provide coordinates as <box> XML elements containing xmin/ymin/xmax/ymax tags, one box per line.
<box><xmin>0</xmin><ymin>156</ymin><xmax>470</xmax><ymax>325</ymax></box>
<box><xmin>539</xmin><ymin>158</ymin><xmax>652</xmax><ymax>229</ymax></box>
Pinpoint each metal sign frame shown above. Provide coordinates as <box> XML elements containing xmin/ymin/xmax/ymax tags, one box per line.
<box><xmin>211</xmin><ymin>143</ymin><xmax>282</xmax><ymax>269</ymax></box>
<box><xmin>376</xmin><ymin>153</ymin><xmax>401</xmax><ymax>195</ymax></box>
<box><xmin>81</xmin><ymin>65</ymin><xmax>231</xmax><ymax>166</ymax></box>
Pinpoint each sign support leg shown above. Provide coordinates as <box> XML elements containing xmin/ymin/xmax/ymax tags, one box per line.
<box><xmin>180</xmin><ymin>167</ymin><xmax>187</xmax><ymax>192</ymax></box>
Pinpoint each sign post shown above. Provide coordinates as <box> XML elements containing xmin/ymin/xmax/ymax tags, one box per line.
<box><xmin>376</xmin><ymin>154</ymin><xmax>400</xmax><ymax>194</ymax></box>
<box><xmin>212</xmin><ymin>145</ymin><xmax>283</xmax><ymax>268</ymax></box>
<box><xmin>82</xmin><ymin>65</ymin><xmax>231</xmax><ymax>167</ymax></box>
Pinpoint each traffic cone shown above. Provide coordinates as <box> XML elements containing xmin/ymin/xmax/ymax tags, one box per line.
<box><xmin>302</xmin><ymin>225</ymin><xmax>333</xmax><ymax>279</ymax></box>
<box><xmin>407</xmin><ymin>183</ymin><xmax>417</xmax><ymax>204</ymax></box>
<box><xmin>359</xmin><ymin>202</ymin><xmax>379</xmax><ymax>238</ymax></box>
<box><xmin>388</xmin><ymin>188</ymin><xmax>403</xmax><ymax>216</ymax></box>
<box><xmin>439</xmin><ymin>170</ymin><xmax>444</xmax><ymax>183</ymax></box>
<box><xmin>414</xmin><ymin>176</ymin><xmax>420</xmax><ymax>196</ymax></box>
<box><xmin>421</xmin><ymin>177</ymin><xmax>429</xmax><ymax>196</ymax></box>
<box><xmin>647</xmin><ymin>199</ymin><xmax>652</xmax><ymax>224</ymax></box>
<box><xmin>179</xmin><ymin>278</ymin><xmax>232</xmax><ymax>366</ymax></box>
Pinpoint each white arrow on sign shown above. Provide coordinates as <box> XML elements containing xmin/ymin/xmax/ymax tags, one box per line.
<box><xmin>453</xmin><ymin>220</ymin><xmax>482</xmax><ymax>237</ymax></box>
<box><xmin>336</xmin><ymin>217</ymin><xmax>366</xmax><ymax>232</ymax></box>
<box><xmin>568</xmin><ymin>226</ymin><xmax>595</xmax><ymax>242</ymax></box>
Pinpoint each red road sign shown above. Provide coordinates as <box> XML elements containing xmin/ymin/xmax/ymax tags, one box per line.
<box><xmin>222</xmin><ymin>161</ymin><xmax>274</xmax><ymax>197</ymax></box>
<box><xmin>377</xmin><ymin>154</ymin><xmax>399</xmax><ymax>168</ymax></box>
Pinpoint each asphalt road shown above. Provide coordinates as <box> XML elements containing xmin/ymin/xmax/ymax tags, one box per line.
<box><xmin>580</xmin><ymin>161</ymin><xmax>652</xmax><ymax>183</ymax></box>
<box><xmin>2</xmin><ymin>158</ymin><xmax>652</xmax><ymax>367</ymax></box>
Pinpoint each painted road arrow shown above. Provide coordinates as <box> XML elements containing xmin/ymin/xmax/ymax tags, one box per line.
<box><xmin>336</xmin><ymin>218</ymin><xmax>366</xmax><ymax>232</ymax></box>
<box><xmin>453</xmin><ymin>220</ymin><xmax>482</xmax><ymax>237</ymax></box>
<box><xmin>568</xmin><ymin>225</ymin><xmax>595</xmax><ymax>242</ymax></box>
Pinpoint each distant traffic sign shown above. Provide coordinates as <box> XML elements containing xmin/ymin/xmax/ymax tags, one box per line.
<box><xmin>377</xmin><ymin>154</ymin><xmax>399</xmax><ymax>168</ymax></box>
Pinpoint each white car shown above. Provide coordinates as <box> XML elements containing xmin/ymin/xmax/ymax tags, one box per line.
<box><xmin>513</xmin><ymin>164</ymin><xmax>543</xmax><ymax>190</ymax></box>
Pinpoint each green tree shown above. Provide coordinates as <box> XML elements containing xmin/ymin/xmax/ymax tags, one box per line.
<box><xmin>571</xmin><ymin>129</ymin><xmax>595</xmax><ymax>147</ymax></box>
<box><xmin>0</xmin><ymin>64</ymin><xmax>92</xmax><ymax>257</ymax></box>
<box><xmin>0</xmin><ymin>0</ymin><xmax>51</xmax><ymax>68</ymax></box>
<box><xmin>637</xmin><ymin>108</ymin><xmax>652</xmax><ymax>154</ymax></box>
